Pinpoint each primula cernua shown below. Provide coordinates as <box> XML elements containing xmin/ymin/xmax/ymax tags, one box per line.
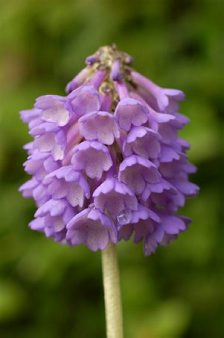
<box><xmin>20</xmin><ymin>45</ymin><xmax>199</xmax><ymax>255</ymax></box>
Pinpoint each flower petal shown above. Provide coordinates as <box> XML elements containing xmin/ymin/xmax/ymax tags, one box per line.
<box><xmin>123</xmin><ymin>126</ymin><xmax>161</xmax><ymax>159</ymax></box>
<box><xmin>119</xmin><ymin>155</ymin><xmax>161</xmax><ymax>194</ymax></box>
<box><xmin>115</xmin><ymin>98</ymin><xmax>148</xmax><ymax>131</ymax></box>
<box><xmin>93</xmin><ymin>178</ymin><xmax>138</xmax><ymax>216</ymax></box>
<box><xmin>66</xmin><ymin>208</ymin><xmax>117</xmax><ymax>251</ymax></box>
<box><xmin>79</xmin><ymin>111</ymin><xmax>120</xmax><ymax>145</ymax></box>
<box><xmin>71</xmin><ymin>141</ymin><xmax>113</xmax><ymax>179</ymax></box>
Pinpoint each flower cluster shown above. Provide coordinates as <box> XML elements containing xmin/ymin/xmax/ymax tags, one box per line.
<box><xmin>20</xmin><ymin>45</ymin><xmax>198</xmax><ymax>255</ymax></box>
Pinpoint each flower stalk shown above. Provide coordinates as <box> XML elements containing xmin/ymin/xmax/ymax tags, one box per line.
<box><xmin>102</xmin><ymin>243</ymin><xmax>123</xmax><ymax>338</ymax></box>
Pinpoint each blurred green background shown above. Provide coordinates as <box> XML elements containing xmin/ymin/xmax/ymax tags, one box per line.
<box><xmin>0</xmin><ymin>0</ymin><xmax>223</xmax><ymax>337</ymax></box>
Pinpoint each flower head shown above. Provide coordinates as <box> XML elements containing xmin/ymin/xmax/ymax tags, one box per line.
<box><xmin>20</xmin><ymin>45</ymin><xmax>198</xmax><ymax>255</ymax></box>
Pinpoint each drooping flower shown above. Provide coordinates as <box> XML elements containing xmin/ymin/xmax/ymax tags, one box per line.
<box><xmin>20</xmin><ymin>45</ymin><xmax>199</xmax><ymax>255</ymax></box>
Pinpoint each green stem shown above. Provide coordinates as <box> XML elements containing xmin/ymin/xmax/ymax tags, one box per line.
<box><xmin>102</xmin><ymin>243</ymin><xmax>124</xmax><ymax>338</ymax></box>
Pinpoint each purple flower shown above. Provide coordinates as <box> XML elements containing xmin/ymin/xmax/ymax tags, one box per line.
<box><xmin>67</xmin><ymin>207</ymin><xmax>117</xmax><ymax>251</ymax></box>
<box><xmin>35</xmin><ymin>95</ymin><xmax>69</xmax><ymax>127</ymax></box>
<box><xmin>79</xmin><ymin>111</ymin><xmax>120</xmax><ymax>145</ymax></box>
<box><xmin>20</xmin><ymin>45</ymin><xmax>198</xmax><ymax>255</ymax></box>
<box><xmin>32</xmin><ymin>199</ymin><xmax>74</xmax><ymax>242</ymax></box>
<box><xmin>123</xmin><ymin>126</ymin><xmax>161</xmax><ymax>159</ymax></box>
<box><xmin>71</xmin><ymin>141</ymin><xmax>113</xmax><ymax>179</ymax></box>
<box><xmin>119</xmin><ymin>156</ymin><xmax>161</xmax><ymax>194</ymax></box>
<box><xmin>44</xmin><ymin>166</ymin><xmax>90</xmax><ymax>207</ymax></box>
<box><xmin>66</xmin><ymin>85</ymin><xmax>100</xmax><ymax>117</ymax></box>
<box><xmin>93</xmin><ymin>178</ymin><xmax>138</xmax><ymax>217</ymax></box>
<box><xmin>114</xmin><ymin>98</ymin><xmax>148</xmax><ymax>131</ymax></box>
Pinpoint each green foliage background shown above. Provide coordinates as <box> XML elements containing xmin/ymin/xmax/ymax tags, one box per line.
<box><xmin>0</xmin><ymin>0</ymin><xmax>223</xmax><ymax>337</ymax></box>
